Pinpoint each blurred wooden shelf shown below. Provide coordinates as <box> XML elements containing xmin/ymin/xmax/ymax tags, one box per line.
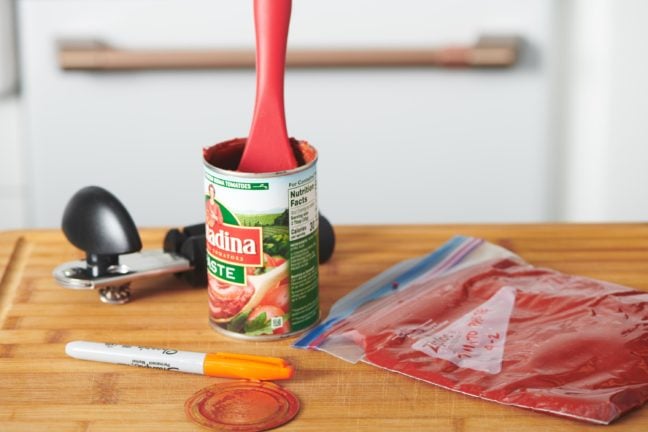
<box><xmin>58</xmin><ymin>36</ymin><xmax>521</xmax><ymax>71</ymax></box>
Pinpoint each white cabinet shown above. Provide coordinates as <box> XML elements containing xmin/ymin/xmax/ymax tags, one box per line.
<box><xmin>18</xmin><ymin>0</ymin><xmax>559</xmax><ymax>227</ymax></box>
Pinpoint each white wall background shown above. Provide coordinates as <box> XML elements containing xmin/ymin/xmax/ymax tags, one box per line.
<box><xmin>563</xmin><ymin>0</ymin><xmax>648</xmax><ymax>221</ymax></box>
<box><xmin>0</xmin><ymin>0</ymin><xmax>25</xmax><ymax>230</ymax></box>
<box><xmin>1</xmin><ymin>0</ymin><xmax>648</xmax><ymax>229</ymax></box>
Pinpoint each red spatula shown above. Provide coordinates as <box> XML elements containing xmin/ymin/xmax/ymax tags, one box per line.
<box><xmin>238</xmin><ymin>0</ymin><xmax>298</xmax><ymax>173</ymax></box>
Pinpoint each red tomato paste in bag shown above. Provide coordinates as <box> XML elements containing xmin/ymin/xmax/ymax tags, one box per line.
<box><xmin>295</xmin><ymin>237</ymin><xmax>648</xmax><ymax>424</ymax></box>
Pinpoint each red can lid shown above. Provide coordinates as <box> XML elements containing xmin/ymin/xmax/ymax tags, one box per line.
<box><xmin>185</xmin><ymin>380</ymin><xmax>300</xmax><ymax>431</ymax></box>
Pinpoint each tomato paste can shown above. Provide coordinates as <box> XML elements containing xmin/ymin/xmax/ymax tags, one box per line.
<box><xmin>203</xmin><ymin>138</ymin><xmax>319</xmax><ymax>340</ymax></box>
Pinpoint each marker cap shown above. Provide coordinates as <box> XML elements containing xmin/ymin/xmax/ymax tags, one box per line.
<box><xmin>204</xmin><ymin>352</ymin><xmax>295</xmax><ymax>381</ymax></box>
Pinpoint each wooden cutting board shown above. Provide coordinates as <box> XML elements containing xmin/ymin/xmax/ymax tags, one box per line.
<box><xmin>2</xmin><ymin>224</ymin><xmax>648</xmax><ymax>431</ymax></box>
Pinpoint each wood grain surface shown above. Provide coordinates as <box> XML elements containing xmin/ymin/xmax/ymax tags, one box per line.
<box><xmin>1</xmin><ymin>225</ymin><xmax>648</xmax><ymax>431</ymax></box>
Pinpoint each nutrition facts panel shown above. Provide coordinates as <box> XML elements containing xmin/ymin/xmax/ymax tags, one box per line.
<box><xmin>288</xmin><ymin>175</ymin><xmax>318</xmax><ymax>241</ymax></box>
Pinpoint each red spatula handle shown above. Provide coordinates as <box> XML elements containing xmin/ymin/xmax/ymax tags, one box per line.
<box><xmin>239</xmin><ymin>0</ymin><xmax>297</xmax><ymax>173</ymax></box>
<box><xmin>254</xmin><ymin>0</ymin><xmax>290</xmax><ymax>114</ymax></box>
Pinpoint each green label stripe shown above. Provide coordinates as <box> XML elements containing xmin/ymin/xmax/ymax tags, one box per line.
<box><xmin>205</xmin><ymin>172</ymin><xmax>269</xmax><ymax>190</ymax></box>
<box><xmin>207</xmin><ymin>254</ymin><xmax>246</xmax><ymax>285</ymax></box>
<box><xmin>216</xmin><ymin>200</ymin><xmax>239</xmax><ymax>225</ymax></box>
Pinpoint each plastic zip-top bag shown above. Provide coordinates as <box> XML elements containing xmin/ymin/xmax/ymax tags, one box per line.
<box><xmin>295</xmin><ymin>236</ymin><xmax>648</xmax><ymax>424</ymax></box>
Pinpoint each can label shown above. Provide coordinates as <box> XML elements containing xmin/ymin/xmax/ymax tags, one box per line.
<box><xmin>204</xmin><ymin>157</ymin><xmax>319</xmax><ymax>338</ymax></box>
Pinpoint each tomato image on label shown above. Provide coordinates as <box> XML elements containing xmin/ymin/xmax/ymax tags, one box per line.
<box><xmin>262</xmin><ymin>276</ymin><xmax>290</xmax><ymax>311</ymax></box>
<box><xmin>247</xmin><ymin>305</ymin><xmax>290</xmax><ymax>335</ymax></box>
<box><xmin>205</xmin><ymin>195</ymin><xmax>293</xmax><ymax>335</ymax></box>
<box><xmin>208</xmin><ymin>279</ymin><xmax>255</xmax><ymax>320</ymax></box>
<box><xmin>209</xmin><ymin>262</ymin><xmax>289</xmax><ymax>322</ymax></box>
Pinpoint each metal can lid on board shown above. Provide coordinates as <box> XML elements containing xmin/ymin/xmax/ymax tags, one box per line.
<box><xmin>185</xmin><ymin>380</ymin><xmax>300</xmax><ymax>431</ymax></box>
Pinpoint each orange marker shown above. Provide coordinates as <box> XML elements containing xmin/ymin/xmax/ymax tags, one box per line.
<box><xmin>65</xmin><ymin>341</ymin><xmax>294</xmax><ymax>381</ymax></box>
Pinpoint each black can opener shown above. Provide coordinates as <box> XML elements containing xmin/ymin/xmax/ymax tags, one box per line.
<box><xmin>53</xmin><ymin>186</ymin><xmax>335</xmax><ymax>304</ymax></box>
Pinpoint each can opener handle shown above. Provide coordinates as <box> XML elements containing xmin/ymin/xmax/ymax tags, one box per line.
<box><xmin>53</xmin><ymin>186</ymin><xmax>203</xmax><ymax>304</ymax></box>
<box><xmin>53</xmin><ymin>186</ymin><xmax>335</xmax><ymax>304</ymax></box>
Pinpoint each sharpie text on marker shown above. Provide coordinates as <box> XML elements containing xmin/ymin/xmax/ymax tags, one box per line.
<box><xmin>65</xmin><ymin>341</ymin><xmax>295</xmax><ymax>381</ymax></box>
